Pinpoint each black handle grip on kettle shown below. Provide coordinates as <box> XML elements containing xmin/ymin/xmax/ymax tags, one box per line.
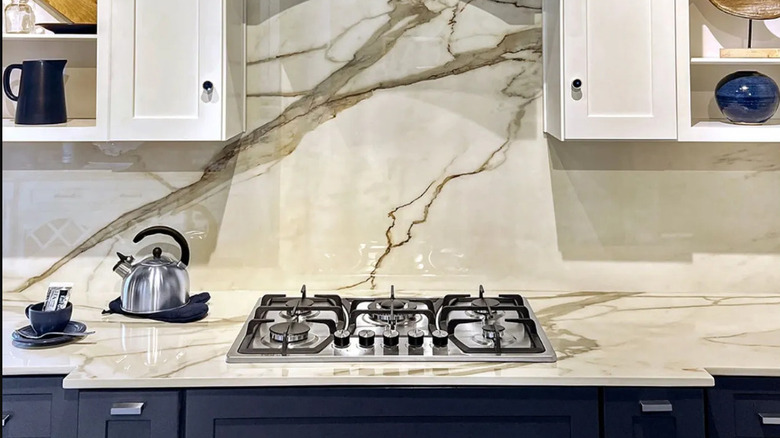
<box><xmin>3</xmin><ymin>64</ymin><xmax>23</xmax><ymax>101</ymax></box>
<box><xmin>133</xmin><ymin>226</ymin><xmax>190</xmax><ymax>266</ymax></box>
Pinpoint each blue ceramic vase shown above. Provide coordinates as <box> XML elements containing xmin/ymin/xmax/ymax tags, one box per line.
<box><xmin>715</xmin><ymin>71</ymin><xmax>780</xmax><ymax>124</ymax></box>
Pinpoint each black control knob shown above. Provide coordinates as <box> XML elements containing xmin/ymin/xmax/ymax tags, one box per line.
<box><xmin>333</xmin><ymin>329</ymin><xmax>350</xmax><ymax>348</ymax></box>
<box><xmin>358</xmin><ymin>329</ymin><xmax>375</xmax><ymax>348</ymax></box>
<box><xmin>407</xmin><ymin>329</ymin><xmax>424</xmax><ymax>348</ymax></box>
<box><xmin>432</xmin><ymin>329</ymin><xmax>449</xmax><ymax>348</ymax></box>
<box><xmin>202</xmin><ymin>80</ymin><xmax>214</xmax><ymax>92</ymax></box>
<box><xmin>571</xmin><ymin>78</ymin><xmax>582</xmax><ymax>89</ymax></box>
<box><xmin>383</xmin><ymin>329</ymin><xmax>399</xmax><ymax>348</ymax></box>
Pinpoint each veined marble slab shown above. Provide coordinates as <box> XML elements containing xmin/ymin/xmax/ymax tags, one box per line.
<box><xmin>3</xmin><ymin>289</ymin><xmax>779</xmax><ymax>388</ymax></box>
<box><xmin>2</xmin><ymin>0</ymin><xmax>779</xmax><ymax>298</ymax></box>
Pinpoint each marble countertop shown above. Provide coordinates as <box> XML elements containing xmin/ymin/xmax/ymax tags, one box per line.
<box><xmin>3</xmin><ymin>290</ymin><xmax>779</xmax><ymax>389</ymax></box>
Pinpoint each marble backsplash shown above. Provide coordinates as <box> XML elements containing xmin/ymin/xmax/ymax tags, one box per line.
<box><xmin>2</xmin><ymin>0</ymin><xmax>779</xmax><ymax>297</ymax></box>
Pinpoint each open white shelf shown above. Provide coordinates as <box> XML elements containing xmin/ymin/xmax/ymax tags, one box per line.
<box><xmin>691</xmin><ymin>57</ymin><xmax>780</xmax><ymax>65</ymax></box>
<box><xmin>676</xmin><ymin>0</ymin><xmax>780</xmax><ymax>143</ymax></box>
<box><xmin>2</xmin><ymin>33</ymin><xmax>97</xmax><ymax>42</ymax></box>
<box><xmin>2</xmin><ymin>11</ymin><xmax>108</xmax><ymax>143</ymax></box>
<box><xmin>2</xmin><ymin>118</ymin><xmax>104</xmax><ymax>142</ymax></box>
<box><xmin>680</xmin><ymin>119</ymin><xmax>780</xmax><ymax>142</ymax></box>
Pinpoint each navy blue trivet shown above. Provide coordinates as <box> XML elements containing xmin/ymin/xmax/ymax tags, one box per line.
<box><xmin>102</xmin><ymin>292</ymin><xmax>210</xmax><ymax>323</ymax></box>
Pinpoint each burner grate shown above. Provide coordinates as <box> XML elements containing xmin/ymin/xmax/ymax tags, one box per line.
<box><xmin>237</xmin><ymin>318</ymin><xmax>340</xmax><ymax>356</ymax></box>
<box><xmin>226</xmin><ymin>284</ymin><xmax>557</xmax><ymax>363</ymax></box>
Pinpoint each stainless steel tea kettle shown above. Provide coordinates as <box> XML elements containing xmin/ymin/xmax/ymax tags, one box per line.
<box><xmin>113</xmin><ymin>226</ymin><xmax>191</xmax><ymax>314</ymax></box>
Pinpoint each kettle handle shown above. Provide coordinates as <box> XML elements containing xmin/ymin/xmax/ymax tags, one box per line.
<box><xmin>133</xmin><ymin>226</ymin><xmax>190</xmax><ymax>266</ymax></box>
<box><xmin>3</xmin><ymin>64</ymin><xmax>23</xmax><ymax>102</ymax></box>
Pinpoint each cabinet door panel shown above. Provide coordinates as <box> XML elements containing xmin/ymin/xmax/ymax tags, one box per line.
<box><xmin>105</xmin><ymin>420</ymin><xmax>152</xmax><ymax>438</ymax></box>
<box><xmin>133</xmin><ymin>0</ymin><xmax>199</xmax><ymax>119</ymax></box>
<box><xmin>603</xmin><ymin>388</ymin><xmax>705</xmax><ymax>438</ymax></box>
<box><xmin>708</xmin><ymin>377</ymin><xmax>780</xmax><ymax>438</ymax></box>
<box><xmin>109</xmin><ymin>0</ymin><xmax>222</xmax><ymax>140</ymax></box>
<box><xmin>563</xmin><ymin>0</ymin><xmax>677</xmax><ymax>139</ymax></box>
<box><xmin>1</xmin><ymin>394</ymin><xmax>52</xmax><ymax>438</ymax></box>
<box><xmin>1</xmin><ymin>376</ymin><xmax>78</xmax><ymax>438</ymax></box>
<box><xmin>214</xmin><ymin>417</ymin><xmax>572</xmax><ymax>438</ymax></box>
<box><xmin>186</xmin><ymin>387</ymin><xmax>599</xmax><ymax>438</ymax></box>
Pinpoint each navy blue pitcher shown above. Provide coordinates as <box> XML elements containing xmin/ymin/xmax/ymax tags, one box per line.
<box><xmin>3</xmin><ymin>59</ymin><xmax>67</xmax><ymax>125</ymax></box>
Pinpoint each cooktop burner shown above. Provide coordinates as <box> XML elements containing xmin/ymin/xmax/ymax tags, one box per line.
<box><xmin>226</xmin><ymin>285</ymin><xmax>557</xmax><ymax>363</ymax></box>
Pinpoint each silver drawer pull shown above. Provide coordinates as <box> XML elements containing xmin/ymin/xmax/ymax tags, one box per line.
<box><xmin>110</xmin><ymin>402</ymin><xmax>145</xmax><ymax>416</ymax></box>
<box><xmin>2</xmin><ymin>413</ymin><xmax>11</xmax><ymax>427</ymax></box>
<box><xmin>640</xmin><ymin>400</ymin><xmax>673</xmax><ymax>413</ymax></box>
<box><xmin>760</xmin><ymin>413</ymin><xmax>780</xmax><ymax>425</ymax></box>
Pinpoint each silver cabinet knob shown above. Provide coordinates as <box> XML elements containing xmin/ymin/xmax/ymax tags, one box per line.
<box><xmin>2</xmin><ymin>413</ymin><xmax>11</xmax><ymax>427</ymax></box>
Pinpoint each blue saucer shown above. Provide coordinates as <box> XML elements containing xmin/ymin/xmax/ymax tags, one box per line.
<box><xmin>11</xmin><ymin>321</ymin><xmax>88</xmax><ymax>349</ymax></box>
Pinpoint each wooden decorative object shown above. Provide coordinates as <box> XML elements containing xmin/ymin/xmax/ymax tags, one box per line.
<box><xmin>36</xmin><ymin>0</ymin><xmax>97</xmax><ymax>24</ymax></box>
<box><xmin>708</xmin><ymin>0</ymin><xmax>780</xmax><ymax>20</ymax></box>
<box><xmin>720</xmin><ymin>48</ymin><xmax>780</xmax><ymax>57</ymax></box>
<box><xmin>709</xmin><ymin>0</ymin><xmax>780</xmax><ymax>58</ymax></box>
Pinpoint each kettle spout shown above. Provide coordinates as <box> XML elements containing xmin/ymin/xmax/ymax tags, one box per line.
<box><xmin>113</xmin><ymin>252</ymin><xmax>134</xmax><ymax>278</ymax></box>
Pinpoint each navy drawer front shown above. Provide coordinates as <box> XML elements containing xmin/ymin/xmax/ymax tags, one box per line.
<box><xmin>1</xmin><ymin>376</ymin><xmax>77</xmax><ymax>438</ymax></box>
<box><xmin>2</xmin><ymin>394</ymin><xmax>53</xmax><ymax>438</ymax></box>
<box><xmin>77</xmin><ymin>390</ymin><xmax>180</xmax><ymax>438</ymax></box>
<box><xmin>186</xmin><ymin>387</ymin><xmax>600</xmax><ymax>438</ymax></box>
<box><xmin>603</xmin><ymin>387</ymin><xmax>705</xmax><ymax>438</ymax></box>
<box><xmin>708</xmin><ymin>377</ymin><xmax>780</xmax><ymax>438</ymax></box>
<box><xmin>735</xmin><ymin>394</ymin><xmax>780</xmax><ymax>437</ymax></box>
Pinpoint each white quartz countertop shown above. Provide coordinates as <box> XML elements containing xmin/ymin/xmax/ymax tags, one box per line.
<box><xmin>3</xmin><ymin>290</ymin><xmax>779</xmax><ymax>389</ymax></box>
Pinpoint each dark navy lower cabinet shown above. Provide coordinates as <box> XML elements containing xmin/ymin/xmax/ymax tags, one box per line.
<box><xmin>184</xmin><ymin>387</ymin><xmax>600</xmax><ymax>438</ymax></box>
<box><xmin>603</xmin><ymin>387</ymin><xmax>705</xmax><ymax>438</ymax></box>
<box><xmin>708</xmin><ymin>377</ymin><xmax>780</xmax><ymax>438</ymax></box>
<box><xmin>7</xmin><ymin>375</ymin><xmax>780</xmax><ymax>437</ymax></box>
<box><xmin>76</xmin><ymin>390</ymin><xmax>180</xmax><ymax>438</ymax></box>
<box><xmin>1</xmin><ymin>376</ymin><xmax>78</xmax><ymax>438</ymax></box>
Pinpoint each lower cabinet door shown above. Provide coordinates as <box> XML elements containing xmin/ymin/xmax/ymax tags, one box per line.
<box><xmin>77</xmin><ymin>391</ymin><xmax>180</xmax><ymax>438</ymax></box>
<box><xmin>185</xmin><ymin>387</ymin><xmax>599</xmax><ymax>438</ymax></box>
<box><xmin>1</xmin><ymin>376</ymin><xmax>78</xmax><ymax>438</ymax></box>
<box><xmin>708</xmin><ymin>377</ymin><xmax>780</xmax><ymax>438</ymax></box>
<box><xmin>603</xmin><ymin>388</ymin><xmax>705</xmax><ymax>438</ymax></box>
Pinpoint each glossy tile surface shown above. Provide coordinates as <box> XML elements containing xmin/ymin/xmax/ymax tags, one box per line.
<box><xmin>2</xmin><ymin>1</ymin><xmax>779</xmax><ymax>299</ymax></box>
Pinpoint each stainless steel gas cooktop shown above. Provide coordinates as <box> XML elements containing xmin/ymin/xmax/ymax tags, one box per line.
<box><xmin>226</xmin><ymin>285</ymin><xmax>557</xmax><ymax>363</ymax></box>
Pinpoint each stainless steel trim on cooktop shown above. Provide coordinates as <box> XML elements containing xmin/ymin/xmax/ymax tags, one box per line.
<box><xmin>226</xmin><ymin>296</ymin><xmax>557</xmax><ymax>363</ymax></box>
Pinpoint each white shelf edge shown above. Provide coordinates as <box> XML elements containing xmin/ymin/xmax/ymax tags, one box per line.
<box><xmin>2</xmin><ymin>33</ymin><xmax>97</xmax><ymax>42</ymax></box>
<box><xmin>691</xmin><ymin>57</ymin><xmax>780</xmax><ymax>65</ymax></box>
<box><xmin>2</xmin><ymin>118</ymin><xmax>105</xmax><ymax>142</ymax></box>
<box><xmin>678</xmin><ymin>119</ymin><xmax>780</xmax><ymax>143</ymax></box>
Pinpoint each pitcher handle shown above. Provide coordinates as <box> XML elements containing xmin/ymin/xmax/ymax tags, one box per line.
<box><xmin>3</xmin><ymin>64</ymin><xmax>23</xmax><ymax>102</ymax></box>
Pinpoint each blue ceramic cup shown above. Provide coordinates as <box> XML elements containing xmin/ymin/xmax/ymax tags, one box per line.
<box><xmin>715</xmin><ymin>71</ymin><xmax>780</xmax><ymax>124</ymax></box>
<box><xmin>25</xmin><ymin>302</ymin><xmax>72</xmax><ymax>334</ymax></box>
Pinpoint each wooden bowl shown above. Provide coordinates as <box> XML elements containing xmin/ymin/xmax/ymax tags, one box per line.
<box><xmin>708</xmin><ymin>0</ymin><xmax>780</xmax><ymax>19</ymax></box>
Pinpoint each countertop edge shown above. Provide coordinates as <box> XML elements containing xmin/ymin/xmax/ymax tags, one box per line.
<box><xmin>705</xmin><ymin>367</ymin><xmax>780</xmax><ymax>378</ymax></box>
<box><xmin>60</xmin><ymin>374</ymin><xmax>716</xmax><ymax>389</ymax></box>
<box><xmin>3</xmin><ymin>365</ymin><xmax>78</xmax><ymax>376</ymax></box>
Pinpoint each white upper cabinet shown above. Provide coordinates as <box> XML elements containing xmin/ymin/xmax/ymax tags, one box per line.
<box><xmin>108</xmin><ymin>0</ymin><xmax>245</xmax><ymax>141</ymax></box>
<box><xmin>544</xmin><ymin>0</ymin><xmax>678</xmax><ymax>140</ymax></box>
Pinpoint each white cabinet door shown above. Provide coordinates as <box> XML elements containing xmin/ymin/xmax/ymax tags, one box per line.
<box><xmin>109</xmin><ymin>0</ymin><xmax>223</xmax><ymax>140</ymax></box>
<box><xmin>563</xmin><ymin>0</ymin><xmax>677</xmax><ymax>140</ymax></box>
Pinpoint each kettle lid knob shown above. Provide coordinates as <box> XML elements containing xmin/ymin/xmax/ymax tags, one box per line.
<box><xmin>152</xmin><ymin>247</ymin><xmax>163</xmax><ymax>259</ymax></box>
